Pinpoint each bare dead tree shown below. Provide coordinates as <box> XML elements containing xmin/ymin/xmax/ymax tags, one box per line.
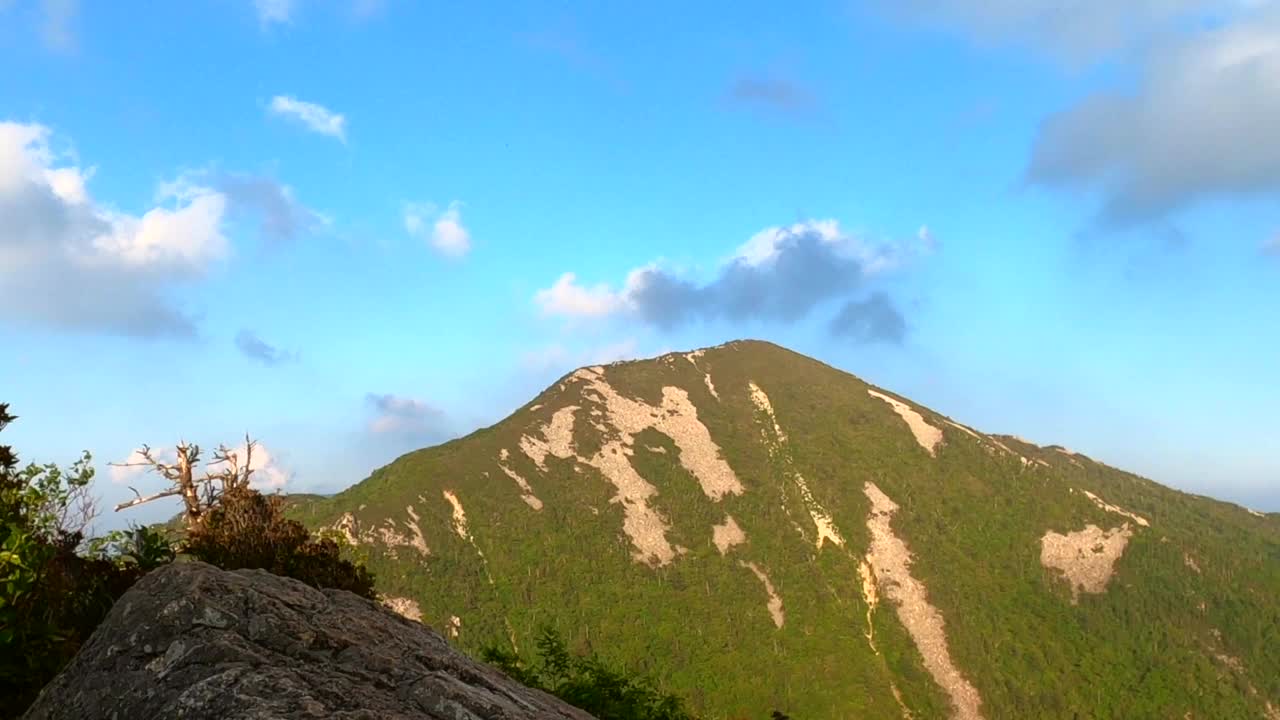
<box><xmin>111</xmin><ymin>435</ymin><xmax>259</xmax><ymax>529</ymax></box>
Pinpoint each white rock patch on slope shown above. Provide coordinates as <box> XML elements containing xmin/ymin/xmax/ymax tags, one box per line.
<box><xmin>577</xmin><ymin>367</ymin><xmax>742</xmax><ymax>500</ymax></box>
<box><xmin>858</xmin><ymin>560</ymin><xmax>879</xmax><ymax>649</ymax></box>
<box><xmin>740</xmin><ymin>561</ymin><xmax>785</xmax><ymax>629</ymax></box>
<box><xmin>443</xmin><ymin>490</ymin><xmax>471</xmax><ymax>541</ymax></box>
<box><xmin>749</xmin><ymin>382</ymin><xmax>789</xmax><ymax>442</ymax></box>
<box><xmin>588</xmin><ymin>440</ymin><xmax>682</xmax><ymax>565</ymax></box>
<box><xmin>712</xmin><ymin>515</ymin><xmax>747</xmax><ymax>554</ymax></box>
<box><xmin>684</xmin><ymin>351</ymin><xmax>720</xmax><ymax>400</ymax></box>
<box><xmin>382</xmin><ymin>596</ymin><xmax>422</xmax><ymax>622</ymax></box>
<box><xmin>1040</xmin><ymin>524</ymin><xmax>1134</xmax><ymax>602</ymax></box>
<box><xmin>329</xmin><ymin>511</ymin><xmax>429</xmax><ymax>559</ymax></box>
<box><xmin>519</xmin><ymin>405</ymin><xmax>579</xmax><ymax>471</ymax></box>
<box><xmin>749</xmin><ymin>381</ymin><xmax>845</xmax><ymax>549</ymax></box>
<box><xmin>498</xmin><ymin>449</ymin><xmax>544</xmax><ymax>510</ymax></box>
<box><xmin>863</xmin><ymin>482</ymin><xmax>985</xmax><ymax>720</ymax></box>
<box><xmin>867</xmin><ymin>389</ymin><xmax>943</xmax><ymax>457</ymax></box>
<box><xmin>546</xmin><ymin>365</ymin><xmax>741</xmax><ymax>566</ymax></box>
<box><xmin>944</xmin><ymin>420</ymin><xmax>981</xmax><ymax>440</ymax></box>
<box><xmin>403</xmin><ymin>505</ymin><xmax>431</xmax><ymax>556</ymax></box>
<box><xmin>1081</xmin><ymin>490</ymin><xmax>1150</xmax><ymax>527</ymax></box>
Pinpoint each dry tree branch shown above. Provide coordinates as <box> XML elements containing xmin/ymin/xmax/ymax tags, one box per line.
<box><xmin>112</xmin><ymin>436</ymin><xmax>261</xmax><ymax>529</ymax></box>
<box><xmin>113</xmin><ymin>486</ymin><xmax>183</xmax><ymax>512</ymax></box>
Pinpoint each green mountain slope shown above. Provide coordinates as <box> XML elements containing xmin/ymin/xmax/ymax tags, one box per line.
<box><xmin>292</xmin><ymin>340</ymin><xmax>1280</xmax><ymax>719</ymax></box>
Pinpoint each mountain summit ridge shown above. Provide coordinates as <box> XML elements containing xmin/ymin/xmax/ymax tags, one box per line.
<box><xmin>293</xmin><ymin>339</ymin><xmax>1279</xmax><ymax>719</ymax></box>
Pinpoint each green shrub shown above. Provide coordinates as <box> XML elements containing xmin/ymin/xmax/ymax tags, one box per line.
<box><xmin>182</xmin><ymin>486</ymin><xmax>376</xmax><ymax>599</ymax></box>
<box><xmin>0</xmin><ymin>404</ymin><xmax>157</xmax><ymax>718</ymax></box>
<box><xmin>483</xmin><ymin>628</ymin><xmax>699</xmax><ymax>720</ymax></box>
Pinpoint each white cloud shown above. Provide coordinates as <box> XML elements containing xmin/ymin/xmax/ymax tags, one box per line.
<box><xmin>0</xmin><ymin>121</ymin><xmax>230</xmax><ymax>336</ymax></box>
<box><xmin>733</xmin><ymin>219</ymin><xmax>901</xmax><ymax>274</ymax></box>
<box><xmin>404</xmin><ymin>201</ymin><xmax>471</xmax><ymax>257</ymax></box>
<box><xmin>254</xmin><ymin>0</ymin><xmax>295</xmax><ymax>27</ymax></box>
<box><xmin>220</xmin><ymin>441</ymin><xmax>291</xmax><ymax>490</ymax></box>
<box><xmin>91</xmin><ymin>188</ymin><xmax>228</xmax><ymax>272</ymax></box>
<box><xmin>268</xmin><ymin>95</ymin><xmax>347</xmax><ymax>141</ymax></box>
<box><xmin>109</xmin><ymin>447</ymin><xmax>173</xmax><ymax>484</ymax></box>
<box><xmin>110</xmin><ymin>442</ymin><xmax>290</xmax><ymax>490</ymax></box>
<box><xmin>431</xmin><ymin>203</ymin><xmax>471</xmax><ymax>256</ymax></box>
<box><xmin>534</xmin><ymin>272</ymin><xmax>629</xmax><ymax>317</ymax></box>
<box><xmin>1027</xmin><ymin>8</ymin><xmax>1280</xmax><ymax>225</ymax></box>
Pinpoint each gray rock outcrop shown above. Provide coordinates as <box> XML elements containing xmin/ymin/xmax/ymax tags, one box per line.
<box><xmin>22</xmin><ymin>561</ymin><xmax>595</xmax><ymax>720</ymax></box>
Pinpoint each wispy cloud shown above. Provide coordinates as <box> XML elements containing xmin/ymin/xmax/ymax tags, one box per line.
<box><xmin>214</xmin><ymin>173</ymin><xmax>327</xmax><ymax>242</ymax></box>
<box><xmin>234</xmin><ymin>330</ymin><xmax>297</xmax><ymax>366</ymax></box>
<box><xmin>254</xmin><ymin>0</ymin><xmax>295</xmax><ymax>28</ymax></box>
<box><xmin>39</xmin><ymin>0</ymin><xmax>78</xmax><ymax>52</ymax></box>
<box><xmin>351</xmin><ymin>0</ymin><xmax>386</xmax><ymax>19</ymax></box>
<box><xmin>268</xmin><ymin>96</ymin><xmax>347</xmax><ymax>142</ymax></box>
<box><xmin>879</xmin><ymin>0</ymin><xmax>1238</xmax><ymax>66</ymax></box>
<box><xmin>1262</xmin><ymin>233</ymin><xmax>1280</xmax><ymax>257</ymax></box>
<box><xmin>516</xmin><ymin>25</ymin><xmax>630</xmax><ymax>92</ymax></box>
<box><xmin>725</xmin><ymin>75</ymin><xmax>818</xmax><ymax>117</ymax></box>
<box><xmin>365</xmin><ymin>393</ymin><xmax>447</xmax><ymax>437</ymax></box>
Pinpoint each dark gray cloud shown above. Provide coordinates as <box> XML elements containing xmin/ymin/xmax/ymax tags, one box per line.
<box><xmin>213</xmin><ymin>173</ymin><xmax>324</xmax><ymax>242</ymax></box>
<box><xmin>364</xmin><ymin>393</ymin><xmax>448</xmax><ymax>438</ymax></box>
<box><xmin>623</xmin><ymin>226</ymin><xmax>921</xmax><ymax>343</ymax></box>
<box><xmin>234</xmin><ymin>330</ymin><xmax>295</xmax><ymax>366</ymax></box>
<box><xmin>725</xmin><ymin>76</ymin><xmax>817</xmax><ymax>116</ymax></box>
<box><xmin>536</xmin><ymin>221</ymin><xmax>930</xmax><ymax>342</ymax></box>
<box><xmin>829</xmin><ymin>292</ymin><xmax>907</xmax><ymax>344</ymax></box>
<box><xmin>626</xmin><ymin>229</ymin><xmax>875</xmax><ymax>330</ymax></box>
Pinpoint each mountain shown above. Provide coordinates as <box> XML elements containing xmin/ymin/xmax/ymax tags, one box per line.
<box><xmin>290</xmin><ymin>340</ymin><xmax>1280</xmax><ymax>719</ymax></box>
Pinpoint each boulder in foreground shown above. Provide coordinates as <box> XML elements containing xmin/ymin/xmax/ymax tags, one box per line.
<box><xmin>22</xmin><ymin>561</ymin><xmax>596</xmax><ymax>720</ymax></box>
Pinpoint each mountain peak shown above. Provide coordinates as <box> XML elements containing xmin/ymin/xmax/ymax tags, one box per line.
<box><xmin>299</xmin><ymin>340</ymin><xmax>1279</xmax><ymax>720</ymax></box>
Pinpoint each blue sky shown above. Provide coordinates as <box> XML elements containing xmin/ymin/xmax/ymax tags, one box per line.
<box><xmin>1</xmin><ymin>0</ymin><xmax>1277</xmax><ymax>528</ymax></box>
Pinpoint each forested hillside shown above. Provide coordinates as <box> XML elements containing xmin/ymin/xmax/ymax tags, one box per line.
<box><xmin>291</xmin><ymin>340</ymin><xmax>1280</xmax><ymax>719</ymax></box>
